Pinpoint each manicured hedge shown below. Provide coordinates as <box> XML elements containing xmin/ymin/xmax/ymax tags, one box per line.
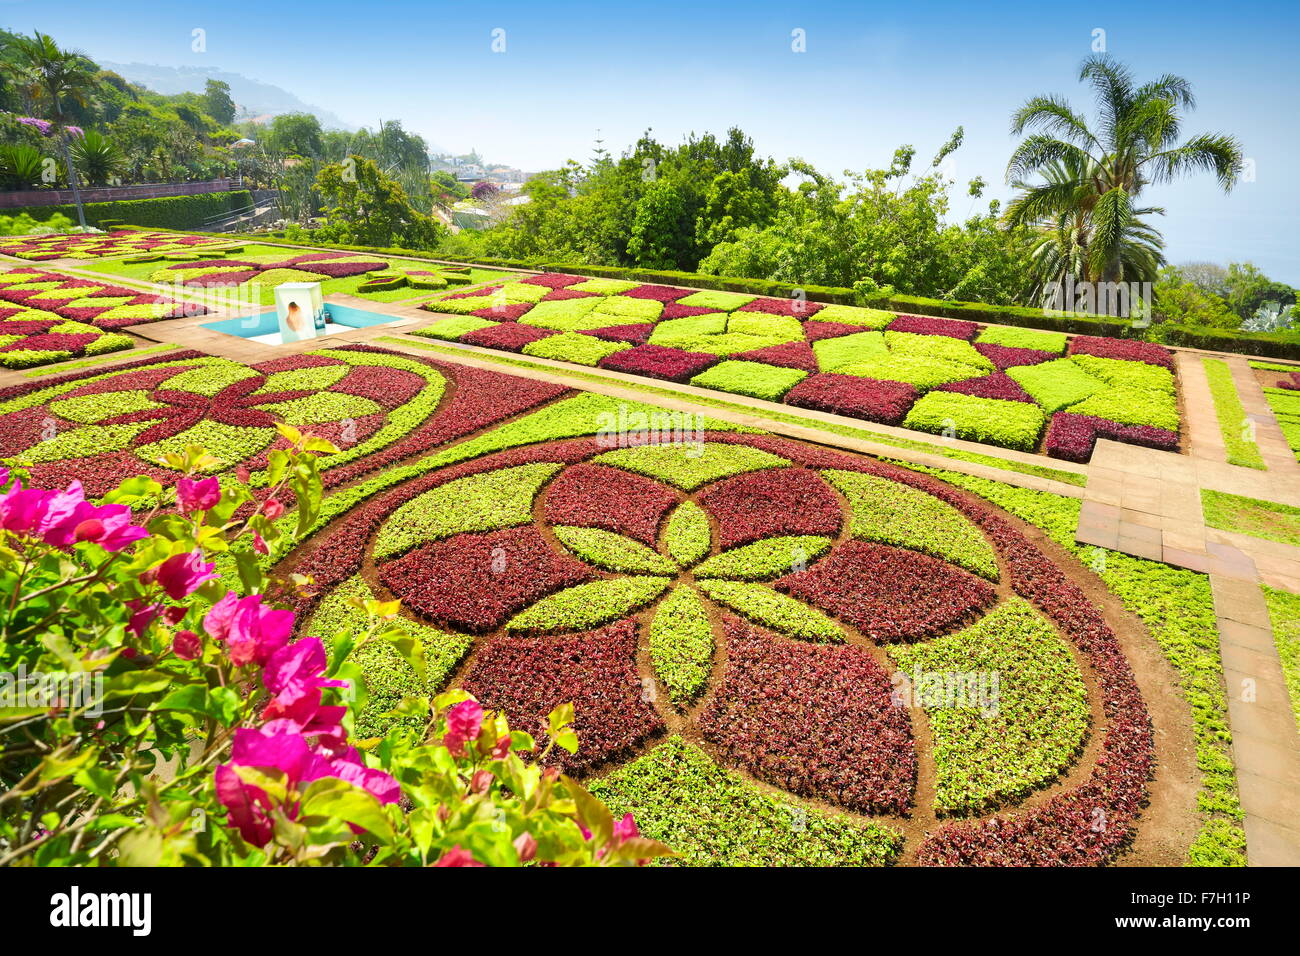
<box><xmin>8</xmin><ymin>191</ymin><xmax>252</xmax><ymax>229</ymax></box>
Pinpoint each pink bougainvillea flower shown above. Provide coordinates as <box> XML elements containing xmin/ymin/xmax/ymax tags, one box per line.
<box><xmin>154</xmin><ymin>551</ymin><xmax>219</xmax><ymax>600</ymax></box>
<box><xmin>176</xmin><ymin>476</ymin><xmax>221</xmax><ymax>514</ymax></box>
<box><xmin>433</xmin><ymin>845</ymin><xmax>484</xmax><ymax>867</ymax></box>
<box><xmin>73</xmin><ymin>505</ymin><xmax>149</xmax><ymax>552</ymax></box>
<box><xmin>443</xmin><ymin>699</ymin><xmax>485</xmax><ymax>756</ymax></box>
<box><xmin>203</xmin><ymin>592</ymin><xmax>294</xmax><ymax>668</ymax></box>
<box><xmin>0</xmin><ymin>478</ymin><xmax>144</xmax><ymax>553</ymax></box>
<box><xmin>260</xmin><ymin>498</ymin><xmax>285</xmax><ymax>520</ymax></box>
<box><xmin>260</xmin><ymin>638</ymin><xmax>348</xmax><ymax>745</ymax></box>
<box><xmin>612</xmin><ymin>812</ymin><xmax>640</xmax><ymax>843</ymax></box>
<box><xmin>513</xmin><ymin>831</ymin><xmax>538</xmax><ymax>863</ymax></box>
<box><xmin>124</xmin><ymin>600</ymin><xmax>162</xmax><ymax>638</ymax></box>
<box><xmin>171</xmin><ymin>630</ymin><xmax>202</xmax><ymax>661</ymax></box>
<box><xmin>215</xmin><ymin>727</ymin><xmax>400</xmax><ymax>847</ymax></box>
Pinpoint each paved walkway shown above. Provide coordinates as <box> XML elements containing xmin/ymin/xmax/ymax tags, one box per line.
<box><xmin>1077</xmin><ymin>353</ymin><xmax>1300</xmax><ymax>866</ymax></box>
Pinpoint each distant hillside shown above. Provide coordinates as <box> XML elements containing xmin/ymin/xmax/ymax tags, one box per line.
<box><xmin>99</xmin><ymin>60</ymin><xmax>354</xmax><ymax>130</ymax></box>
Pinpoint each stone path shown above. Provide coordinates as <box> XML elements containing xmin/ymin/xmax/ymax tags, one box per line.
<box><xmin>1078</xmin><ymin>353</ymin><xmax>1300</xmax><ymax>866</ymax></box>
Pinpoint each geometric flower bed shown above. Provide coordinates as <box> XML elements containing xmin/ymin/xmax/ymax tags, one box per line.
<box><xmin>0</xmin><ymin>343</ymin><xmax>568</xmax><ymax>495</ymax></box>
<box><xmin>414</xmin><ymin>273</ymin><xmax>1181</xmax><ymax>461</ymax></box>
<box><xmin>0</xmin><ymin>228</ymin><xmax>229</xmax><ymax>260</ymax></box>
<box><xmin>0</xmin><ymin>267</ymin><xmax>209</xmax><ymax>369</ymax></box>
<box><xmin>148</xmin><ymin>249</ymin><xmax>392</xmax><ymax>288</ymax></box>
<box><xmin>282</xmin><ymin>413</ymin><xmax>1156</xmax><ymax>866</ymax></box>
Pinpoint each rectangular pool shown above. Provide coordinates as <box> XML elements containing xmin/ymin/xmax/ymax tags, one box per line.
<box><xmin>201</xmin><ymin>303</ymin><xmax>401</xmax><ymax>344</ymax></box>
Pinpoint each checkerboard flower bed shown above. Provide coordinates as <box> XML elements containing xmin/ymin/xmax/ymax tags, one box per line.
<box><xmin>0</xmin><ymin>229</ymin><xmax>228</xmax><ymax>261</ymax></box>
<box><xmin>0</xmin><ymin>267</ymin><xmax>206</xmax><ymax>367</ymax></box>
<box><xmin>415</xmin><ymin>273</ymin><xmax>1183</xmax><ymax>461</ymax></box>
<box><xmin>597</xmin><ymin>343</ymin><xmax>719</xmax><ymax>382</ymax></box>
<box><xmin>1043</xmin><ymin>411</ymin><xmax>1180</xmax><ymax>462</ymax></box>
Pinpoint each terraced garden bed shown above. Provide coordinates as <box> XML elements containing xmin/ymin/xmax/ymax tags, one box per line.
<box><xmin>0</xmin><ymin>228</ymin><xmax>231</xmax><ymax>260</ymax></box>
<box><xmin>71</xmin><ymin>242</ymin><xmax>512</xmax><ymax>306</ymax></box>
<box><xmin>414</xmin><ymin>273</ymin><xmax>1182</xmax><ymax>461</ymax></box>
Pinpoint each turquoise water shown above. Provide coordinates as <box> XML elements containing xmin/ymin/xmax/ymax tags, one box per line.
<box><xmin>200</xmin><ymin>303</ymin><xmax>399</xmax><ymax>338</ymax></box>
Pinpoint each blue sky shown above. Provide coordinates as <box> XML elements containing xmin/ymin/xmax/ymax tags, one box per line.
<box><xmin>5</xmin><ymin>0</ymin><xmax>1298</xmax><ymax>281</ymax></box>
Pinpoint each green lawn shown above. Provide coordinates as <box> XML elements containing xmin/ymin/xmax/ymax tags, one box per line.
<box><xmin>1263</xmin><ymin>586</ymin><xmax>1300</xmax><ymax>731</ymax></box>
<box><xmin>1201</xmin><ymin>489</ymin><xmax>1300</xmax><ymax>548</ymax></box>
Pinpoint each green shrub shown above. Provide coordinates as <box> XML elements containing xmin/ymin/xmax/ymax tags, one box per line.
<box><xmin>648</xmin><ymin>587</ymin><xmax>714</xmax><ymax>704</ymax></box>
<box><xmin>835</xmin><ymin>355</ymin><xmax>978</xmax><ymax>389</ymax></box>
<box><xmin>1202</xmin><ymin>358</ymin><xmax>1265</xmax><ymax>469</ymax></box>
<box><xmin>975</xmin><ymin>325</ymin><xmax>1067</xmax><ymax>353</ymax></box>
<box><xmin>1067</xmin><ymin>388</ymin><xmax>1180</xmax><ymax>431</ymax></box>
<box><xmin>1006</xmin><ymin>358</ymin><xmax>1106</xmax><ymax>412</ymax></box>
<box><xmin>812</xmin><ymin>331</ymin><xmax>887</xmax><ymax>371</ymax></box>
<box><xmin>589</xmin><ymin>736</ymin><xmax>903</xmax><ymax>866</ymax></box>
<box><xmin>1071</xmin><ymin>354</ymin><xmax>1175</xmax><ymax>393</ymax></box>
<box><xmin>891</xmin><ymin>599</ymin><xmax>1089</xmax><ymax>814</ymax></box>
<box><xmin>412</xmin><ymin>315</ymin><xmax>498</xmax><ymax>341</ymax></box>
<box><xmin>885</xmin><ymin>331</ymin><xmax>993</xmax><ymax>370</ymax></box>
<box><xmin>3</xmin><ymin>191</ymin><xmax>252</xmax><ymax>229</ymax></box>
<box><xmin>689</xmin><ymin>360</ymin><xmax>808</xmax><ymax>401</ymax></box>
<box><xmin>676</xmin><ymin>289</ymin><xmax>758</xmax><ymax>310</ymax></box>
<box><xmin>823</xmin><ymin>469</ymin><xmax>999</xmax><ymax>579</ymax></box>
<box><xmin>813</xmin><ymin>304</ymin><xmax>894</xmax><ymax>328</ymax></box>
<box><xmin>521</xmin><ymin>331</ymin><xmax>631</xmax><ymax>366</ymax></box>
<box><xmin>903</xmin><ymin>392</ymin><xmax>1046</xmax><ymax>451</ymax></box>
<box><xmin>594</xmin><ymin>295</ymin><xmax>664</xmax><ymax>321</ymax></box>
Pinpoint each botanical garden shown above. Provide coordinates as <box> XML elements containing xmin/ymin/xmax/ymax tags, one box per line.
<box><xmin>0</xmin><ymin>22</ymin><xmax>1296</xmax><ymax>874</ymax></box>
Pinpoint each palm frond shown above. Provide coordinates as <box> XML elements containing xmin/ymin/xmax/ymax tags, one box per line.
<box><xmin>1145</xmin><ymin>134</ymin><xmax>1244</xmax><ymax>190</ymax></box>
<box><xmin>1004</xmin><ymin>135</ymin><xmax>1098</xmax><ymax>184</ymax></box>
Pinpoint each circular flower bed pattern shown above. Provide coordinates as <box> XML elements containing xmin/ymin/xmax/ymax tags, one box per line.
<box><xmin>0</xmin><ymin>344</ymin><xmax>568</xmax><ymax>495</ymax></box>
<box><xmin>290</xmin><ymin>427</ymin><xmax>1156</xmax><ymax>867</ymax></box>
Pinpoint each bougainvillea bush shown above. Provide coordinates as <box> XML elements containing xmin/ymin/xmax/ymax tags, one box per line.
<box><xmin>0</xmin><ymin>267</ymin><xmax>207</xmax><ymax>368</ymax></box>
<box><xmin>417</xmin><ymin>274</ymin><xmax>1180</xmax><ymax>461</ymax></box>
<box><xmin>0</xmin><ymin>442</ymin><xmax>670</xmax><ymax>867</ymax></box>
<box><xmin>0</xmin><ymin>229</ymin><xmax>229</xmax><ymax>261</ymax></box>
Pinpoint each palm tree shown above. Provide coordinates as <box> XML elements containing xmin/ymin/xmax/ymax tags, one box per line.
<box><xmin>1009</xmin><ymin>152</ymin><xmax>1165</xmax><ymax>305</ymax></box>
<box><xmin>70</xmin><ymin>130</ymin><xmax>125</xmax><ymax>187</ymax></box>
<box><xmin>3</xmin><ymin>31</ymin><xmax>99</xmax><ymax>227</ymax></box>
<box><xmin>1005</xmin><ymin>55</ymin><xmax>1242</xmax><ymax>303</ymax></box>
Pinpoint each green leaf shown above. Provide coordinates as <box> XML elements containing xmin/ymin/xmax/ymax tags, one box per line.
<box><xmin>105</xmin><ymin>670</ymin><xmax>175</xmax><ymax>698</ymax></box>
<box><xmin>376</xmin><ymin>623</ymin><xmax>427</xmax><ymax>683</ymax></box>
<box><xmin>103</xmin><ymin>475</ymin><xmax>162</xmax><ymax>505</ymax></box>
<box><xmin>506</xmin><ymin>576</ymin><xmax>671</xmax><ymax>633</ymax></box>
<box><xmin>154</xmin><ymin>684</ymin><xmax>242</xmax><ymax>724</ymax></box>
<box><xmin>663</xmin><ymin>501</ymin><xmax>711</xmax><ymax>568</ymax></box>
<box><xmin>300</xmin><ymin>777</ymin><xmax>394</xmax><ymax>842</ymax></box>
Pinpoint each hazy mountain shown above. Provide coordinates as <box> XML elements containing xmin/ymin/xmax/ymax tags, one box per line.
<box><xmin>98</xmin><ymin>60</ymin><xmax>355</xmax><ymax>130</ymax></box>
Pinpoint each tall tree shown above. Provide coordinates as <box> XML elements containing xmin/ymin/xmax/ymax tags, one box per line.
<box><xmin>202</xmin><ymin>78</ymin><xmax>236</xmax><ymax>126</ymax></box>
<box><xmin>1005</xmin><ymin>55</ymin><xmax>1243</xmax><ymax>293</ymax></box>
<box><xmin>3</xmin><ymin>31</ymin><xmax>98</xmax><ymax>226</ymax></box>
